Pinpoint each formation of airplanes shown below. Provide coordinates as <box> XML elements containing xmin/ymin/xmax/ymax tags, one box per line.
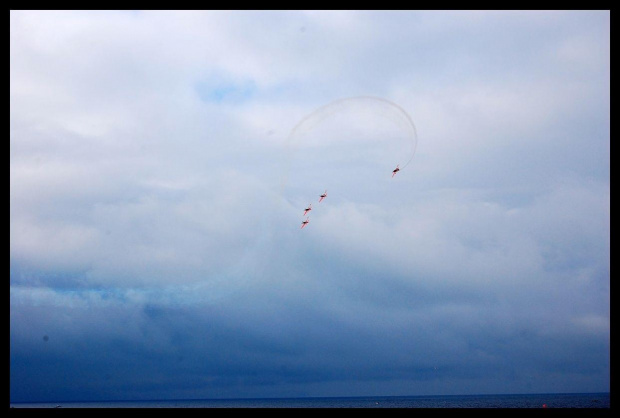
<box><xmin>300</xmin><ymin>191</ymin><xmax>324</xmax><ymax>228</ymax></box>
<box><xmin>300</xmin><ymin>166</ymin><xmax>400</xmax><ymax>229</ymax></box>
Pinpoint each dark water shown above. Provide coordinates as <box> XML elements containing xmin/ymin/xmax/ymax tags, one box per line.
<box><xmin>10</xmin><ymin>392</ymin><xmax>609</xmax><ymax>408</ymax></box>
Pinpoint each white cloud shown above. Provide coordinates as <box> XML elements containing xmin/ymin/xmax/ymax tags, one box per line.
<box><xmin>10</xmin><ymin>8</ymin><xmax>609</xmax><ymax>304</ymax></box>
<box><xmin>10</xmin><ymin>10</ymin><xmax>609</xmax><ymax>400</ymax></box>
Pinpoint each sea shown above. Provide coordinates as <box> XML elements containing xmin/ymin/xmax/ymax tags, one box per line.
<box><xmin>9</xmin><ymin>392</ymin><xmax>610</xmax><ymax>408</ymax></box>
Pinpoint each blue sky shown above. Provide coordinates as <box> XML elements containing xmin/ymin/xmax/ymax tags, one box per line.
<box><xmin>10</xmin><ymin>10</ymin><xmax>609</xmax><ymax>402</ymax></box>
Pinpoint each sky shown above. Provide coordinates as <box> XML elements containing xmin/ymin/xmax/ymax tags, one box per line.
<box><xmin>10</xmin><ymin>10</ymin><xmax>610</xmax><ymax>403</ymax></box>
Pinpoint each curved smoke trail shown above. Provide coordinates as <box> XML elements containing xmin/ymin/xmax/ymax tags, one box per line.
<box><xmin>280</xmin><ymin>96</ymin><xmax>417</xmax><ymax>194</ymax></box>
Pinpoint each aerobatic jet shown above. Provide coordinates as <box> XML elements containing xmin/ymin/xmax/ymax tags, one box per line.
<box><xmin>301</xmin><ymin>217</ymin><xmax>310</xmax><ymax>229</ymax></box>
<box><xmin>303</xmin><ymin>203</ymin><xmax>312</xmax><ymax>216</ymax></box>
<box><xmin>392</xmin><ymin>165</ymin><xmax>400</xmax><ymax>178</ymax></box>
<box><xmin>319</xmin><ymin>190</ymin><xmax>327</xmax><ymax>203</ymax></box>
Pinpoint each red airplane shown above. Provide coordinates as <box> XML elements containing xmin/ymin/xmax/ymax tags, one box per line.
<box><xmin>303</xmin><ymin>203</ymin><xmax>312</xmax><ymax>216</ymax></box>
<box><xmin>301</xmin><ymin>217</ymin><xmax>310</xmax><ymax>229</ymax></box>
<box><xmin>392</xmin><ymin>165</ymin><xmax>400</xmax><ymax>178</ymax></box>
<box><xmin>319</xmin><ymin>190</ymin><xmax>327</xmax><ymax>203</ymax></box>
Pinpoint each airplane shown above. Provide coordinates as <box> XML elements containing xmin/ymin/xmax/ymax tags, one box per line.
<box><xmin>319</xmin><ymin>190</ymin><xmax>327</xmax><ymax>203</ymax></box>
<box><xmin>392</xmin><ymin>164</ymin><xmax>400</xmax><ymax>178</ymax></box>
<box><xmin>303</xmin><ymin>203</ymin><xmax>312</xmax><ymax>216</ymax></box>
<box><xmin>301</xmin><ymin>217</ymin><xmax>309</xmax><ymax>229</ymax></box>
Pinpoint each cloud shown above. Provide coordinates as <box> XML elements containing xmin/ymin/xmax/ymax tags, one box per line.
<box><xmin>10</xmin><ymin>10</ymin><xmax>609</xmax><ymax>402</ymax></box>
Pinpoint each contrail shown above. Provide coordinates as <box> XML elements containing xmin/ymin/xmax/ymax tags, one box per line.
<box><xmin>280</xmin><ymin>96</ymin><xmax>418</xmax><ymax>194</ymax></box>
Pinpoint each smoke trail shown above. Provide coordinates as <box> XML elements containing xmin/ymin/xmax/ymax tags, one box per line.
<box><xmin>280</xmin><ymin>96</ymin><xmax>417</xmax><ymax>195</ymax></box>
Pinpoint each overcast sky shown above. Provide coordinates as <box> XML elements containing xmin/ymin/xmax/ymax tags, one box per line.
<box><xmin>10</xmin><ymin>10</ymin><xmax>609</xmax><ymax>403</ymax></box>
